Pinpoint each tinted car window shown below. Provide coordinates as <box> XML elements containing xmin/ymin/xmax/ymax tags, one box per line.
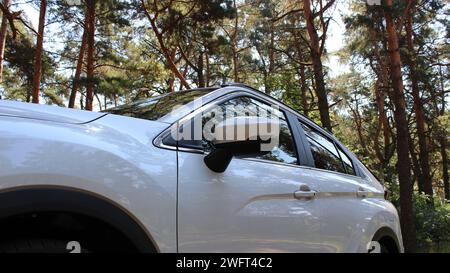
<box><xmin>104</xmin><ymin>89</ymin><xmax>213</xmax><ymax>121</ymax></box>
<box><xmin>337</xmin><ymin>146</ymin><xmax>356</xmax><ymax>175</ymax></box>
<box><xmin>300</xmin><ymin>122</ymin><xmax>347</xmax><ymax>174</ymax></box>
<box><xmin>180</xmin><ymin>96</ymin><xmax>298</xmax><ymax>165</ymax></box>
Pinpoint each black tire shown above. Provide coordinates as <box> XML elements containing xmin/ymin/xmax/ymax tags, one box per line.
<box><xmin>380</xmin><ymin>244</ymin><xmax>389</xmax><ymax>253</ymax></box>
<box><xmin>0</xmin><ymin>238</ymin><xmax>89</xmax><ymax>253</ymax></box>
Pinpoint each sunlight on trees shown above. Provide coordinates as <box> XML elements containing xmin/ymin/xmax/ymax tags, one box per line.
<box><xmin>0</xmin><ymin>0</ymin><xmax>448</xmax><ymax>252</ymax></box>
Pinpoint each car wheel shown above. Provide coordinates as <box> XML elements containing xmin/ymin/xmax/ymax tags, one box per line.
<box><xmin>380</xmin><ymin>244</ymin><xmax>389</xmax><ymax>253</ymax></box>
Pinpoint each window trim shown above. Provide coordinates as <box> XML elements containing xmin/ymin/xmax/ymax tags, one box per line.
<box><xmin>154</xmin><ymin>92</ymin><xmax>304</xmax><ymax>167</ymax></box>
<box><xmin>335</xmin><ymin>143</ymin><xmax>356</xmax><ymax>175</ymax></box>
<box><xmin>153</xmin><ymin>87</ymin><xmax>365</xmax><ymax>178</ymax></box>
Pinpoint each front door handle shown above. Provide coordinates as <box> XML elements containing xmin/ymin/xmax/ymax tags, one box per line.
<box><xmin>294</xmin><ymin>185</ymin><xmax>316</xmax><ymax>200</ymax></box>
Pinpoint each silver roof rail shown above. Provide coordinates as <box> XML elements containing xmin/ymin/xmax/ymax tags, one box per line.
<box><xmin>220</xmin><ymin>82</ymin><xmax>260</xmax><ymax>92</ymax></box>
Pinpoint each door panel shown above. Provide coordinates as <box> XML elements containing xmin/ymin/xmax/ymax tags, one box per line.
<box><xmin>177</xmin><ymin>154</ymin><xmax>324</xmax><ymax>252</ymax></box>
<box><xmin>308</xmin><ymin>169</ymin><xmax>381</xmax><ymax>252</ymax></box>
<box><xmin>293</xmin><ymin>119</ymin><xmax>382</xmax><ymax>252</ymax></box>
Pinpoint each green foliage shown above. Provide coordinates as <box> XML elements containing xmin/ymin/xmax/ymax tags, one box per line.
<box><xmin>413</xmin><ymin>194</ymin><xmax>450</xmax><ymax>244</ymax></box>
<box><xmin>2</xmin><ymin>25</ymin><xmax>56</xmax><ymax>102</ymax></box>
<box><xmin>0</xmin><ymin>0</ymin><xmax>448</xmax><ymax>252</ymax></box>
<box><xmin>388</xmin><ymin>189</ymin><xmax>450</xmax><ymax>246</ymax></box>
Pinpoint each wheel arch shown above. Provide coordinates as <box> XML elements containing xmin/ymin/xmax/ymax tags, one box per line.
<box><xmin>0</xmin><ymin>185</ymin><xmax>159</xmax><ymax>252</ymax></box>
<box><xmin>372</xmin><ymin>226</ymin><xmax>401</xmax><ymax>253</ymax></box>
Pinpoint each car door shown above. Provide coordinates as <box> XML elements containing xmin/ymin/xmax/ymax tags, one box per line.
<box><xmin>176</xmin><ymin>95</ymin><xmax>326</xmax><ymax>252</ymax></box>
<box><xmin>295</xmin><ymin>120</ymin><xmax>381</xmax><ymax>252</ymax></box>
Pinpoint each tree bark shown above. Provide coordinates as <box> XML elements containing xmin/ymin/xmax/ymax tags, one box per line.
<box><xmin>197</xmin><ymin>52</ymin><xmax>205</xmax><ymax>87</ymax></box>
<box><xmin>68</xmin><ymin>25</ymin><xmax>87</xmax><ymax>108</ymax></box>
<box><xmin>31</xmin><ymin>0</ymin><xmax>47</xmax><ymax>104</ymax></box>
<box><xmin>441</xmin><ymin>136</ymin><xmax>449</xmax><ymax>200</ymax></box>
<box><xmin>168</xmin><ymin>75</ymin><xmax>175</xmax><ymax>93</ymax></box>
<box><xmin>169</xmin><ymin>48</ymin><xmax>176</xmax><ymax>92</ymax></box>
<box><xmin>405</xmin><ymin>11</ymin><xmax>433</xmax><ymax>197</ymax></box>
<box><xmin>232</xmin><ymin>0</ymin><xmax>239</xmax><ymax>82</ymax></box>
<box><xmin>85</xmin><ymin>0</ymin><xmax>95</xmax><ymax>111</ymax></box>
<box><xmin>369</xmin><ymin>26</ymin><xmax>392</xmax><ymax>169</ymax></box>
<box><xmin>303</xmin><ymin>0</ymin><xmax>331</xmax><ymax>132</ymax></box>
<box><xmin>436</xmin><ymin>59</ymin><xmax>449</xmax><ymax>200</ymax></box>
<box><xmin>374</xmin><ymin>80</ymin><xmax>391</xmax><ymax>164</ymax></box>
<box><xmin>0</xmin><ymin>0</ymin><xmax>11</xmax><ymax>84</ymax></box>
<box><xmin>383</xmin><ymin>0</ymin><xmax>416</xmax><ymax>252</ymax></box>
<box><xmin>269</xmin><ymin>20</ymin><xmax>275</xmax><ymax>74</ymax></box>
<box><xmin>350</xmin><ymin>99</ymin><xmax>369</xmax><ymax>158</ymax></box>
<box><xmin>409</xmin><ymin>135</ymin><xmax>423</xmax><ymax>189</ymax></box>
<box><xmin>205</xmin><ymin>52</ymin><xmax>210</xmax><ymax>87</ymax></box>
<box><xmin>299</xmin><ymin>64</ymin><xmax>309</xmax><ymax>116</ymax></box>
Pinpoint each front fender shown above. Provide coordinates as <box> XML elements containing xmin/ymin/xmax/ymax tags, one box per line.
<box><xmin>0</xmin><ymin>115</ymin><xmax>178</xmax><ymax>252</ymax></box>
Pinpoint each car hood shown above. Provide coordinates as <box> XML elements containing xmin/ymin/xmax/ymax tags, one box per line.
<box><xmin>0</xmin><ymin>100</ymin><xmax>107</xmax><ymax>124</ymax></box>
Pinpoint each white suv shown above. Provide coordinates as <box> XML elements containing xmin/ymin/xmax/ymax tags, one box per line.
<box><xmin>0</xmin><ymin>84</ymin><xmax>403</xmax><ymax>253</ymax></box>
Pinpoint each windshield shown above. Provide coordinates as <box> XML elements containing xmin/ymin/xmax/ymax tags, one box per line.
<box><xmin>104</xmin><ymin>89</ymin><xmax>215</xmax><ymax>121</ymax></box>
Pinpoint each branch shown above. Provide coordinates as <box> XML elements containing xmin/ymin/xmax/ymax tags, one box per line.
<box><xmin>178</xmin><ymin>43</ymin><xmax>199</xmax><ymax>72</ymax></box>
<box><xmin>423</xmin><ymin>90</ymin><xmax>450</xmax><ymax>105</ymax></box>
<box><xmin>271</xmin><ymin>8</ymin><xmax>303</xmax><ymax>22</ymax></box>
<box><xmin>16</xmin><ymin>16</ymin><xmax>38</xmax><ymax>36</ymax></box>
<box><xmin>319</xmin><ymin>17</ymin><xmax>331</xmax><ymax>56</ymax></box>
<box><xmin>313</xmin><ymin>0</ymin><xmax>336</xmax><ymax>19</ymax></box>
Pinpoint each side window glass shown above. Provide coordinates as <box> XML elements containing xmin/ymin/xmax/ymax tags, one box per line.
<box><xmin>300</xmin><ymin>122</ymin><xmax>346</xmax><ymax>174</ymax></box>
<box><xmin>337</xmin><ymin>146</ymin><xmax>356</xmax><ymax>175</ymax></box>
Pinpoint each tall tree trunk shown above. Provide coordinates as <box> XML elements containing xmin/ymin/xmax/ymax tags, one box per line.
<box><xmin>205</xmin><ymin>52</ymin><xmax>210</xmax><ymax>87</ymax></box>
<box><xmin>68</xmin><ymin>26</ymin><xmax>87</xmax><ymax>108</ymax></box>
<box><xmin>31</xmin><ymin>0</ymin><xmax>47</xmax><ymax>104</ymax></box>
<box><xmin>26</xmin><ymin>79</ymin><xmax>31</xmax><ymax>102</ymax></box>
<box><xmin>79</xmin><ymin>92</ymin><xmax>84</xmax><ymax>109</ymax></box>
<box><xmin>441</xmin><ymin>136</ymin><xmax>449</xmax><ymax>200</ymax></box>
<box><xmin>180</xmin><ymin>62</ymin><xmax>189</xmax><ymax>90</ymax></box>
<box><xmin>168</xmin><ymin>75</ymin><xmax>175</xmax><ymax>93</ymax></box>
<box><xmin>373</xmin><ymin>83</ymin><xmax>384</xmax><ymax>165</ymax></box>
<box><xmin>350</xmin><ymin>101</ymin><xmax>369</xmax><ymax>157</ymax></box>
<box><xmin>232</xmin><ymin>0</ymin><xmax>239</xmax><ymax>82</ymax></box>
<box><xmin>374</xmin><ymin>80</ymin><xmax>391</xmax><ymax>165</ymax></box>
<box><xmin>269</xmin><ymin>20</ymin><xmax>275</xmax><ymax>74</ymax></box>
<box><xmin>303</xmin><ymin>0</ymin><xmax>331</xmax><ymax>132</ymax></box>
<box><xmin>197</xmin><ymin>52</ymin><xmax>205</xmax><ymax>87</ymax></box>
<box><xmin>409</xmin><ymin>135</ymin><xmax>423</xmax><ymax>189</ymax></box>
<box><xmin>378</xmin><ymin>65</ymin><xmax>393</xmax><ymax>165</ymax></box>
<box><xmin>232</xmin><ymin>45</ymin><xmax>239</xmax><ymax>82</ymax></box>
<box><xmin>299</xmin><ymin>64</ymin><xmax>309</xmax><ymax>116</ymax></box>
<box><xmin>85</xmin><ymin>0</ymin><xmax>95</xmax><ymax>111</ymax></box>
<box><xmin>405</xmin><ymin>11</ymin><xmax>433</xmax><ymax>197</ymax></box>
<box><xmin>436</xmin><ymin>59</ymin><xmax>449</xmax><ymax>199</ymax></box>
<box><xmin>369</xmin><ymin>26</ymin><xmax>392</xmax><ymax>168</ymax></box>
<box><xmin>383</xmin><ymin>0</ymin><xmax>416</xmax><ymax>252</ymax></box>
<box><xmin>0</xmin><ymin>0</ymin><xmax>11</xmax><ymax>84</ymax></box>
<box><xmin>169</xmin><ymin>48</ymin><xmax>176</xmax><ymax>92</ymax></box>
<box><xmin>95</xmin><ymin>93</ymin><xmax>102</xmax><ymax>111</ymax></box>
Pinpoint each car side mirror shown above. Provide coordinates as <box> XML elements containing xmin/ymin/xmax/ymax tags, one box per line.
<box><xmin>204</xmin><ymin>116</ymin><xmax>279</xmax><ymax>173</ymax></box>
